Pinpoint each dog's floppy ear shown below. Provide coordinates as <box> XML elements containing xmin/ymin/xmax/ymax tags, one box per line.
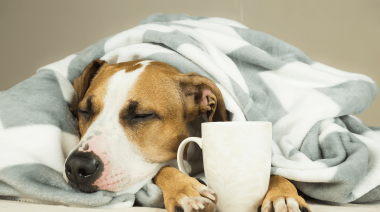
<box><xmin>70</xmin><ymin>59</ymin><xmax>108</xmax><ymax>117</ymax></box>
<box><xmin>177</xmin><ymin>72</ymin><xmax>228</xmax><ymax>122</ymax></box>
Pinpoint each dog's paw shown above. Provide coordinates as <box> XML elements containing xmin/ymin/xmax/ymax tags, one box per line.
<box><xmin>258</xmin><ymin>176</ymin><xmax>311</xmax><ymax>212</ymax></box>
<box><xmin>259</xmin><ymin>196</ymin><xmax>310</xmax><ymax>212</ymax></box>
<box><xmin>165</xmin><ymin>177</ymin><xmax>217</xmax><ymax>212</ymax></box>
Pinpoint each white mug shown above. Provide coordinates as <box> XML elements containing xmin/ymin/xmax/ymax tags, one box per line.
<box><xmin>177</xmin><ymin>122</ymin><xmax>272</xmax><ymax>212</ymax></box>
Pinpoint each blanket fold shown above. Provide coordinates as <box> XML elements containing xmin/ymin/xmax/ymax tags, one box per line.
<box><xmin>0</xmin><ymin>13</ymin><xmax>379</xmax><ymax>207</ymax></box>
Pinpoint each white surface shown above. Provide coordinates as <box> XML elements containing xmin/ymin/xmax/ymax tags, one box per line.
<box><xmin>2</xmin><ymin>199</ymin><xmax>380</xmax><ymax>212</ymax></box>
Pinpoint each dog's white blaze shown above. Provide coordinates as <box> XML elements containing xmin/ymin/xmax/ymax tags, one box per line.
<box><xmin>77</xmin><ymin>61</ymin><xmax>163</xmax><ymax>193</ymax></box>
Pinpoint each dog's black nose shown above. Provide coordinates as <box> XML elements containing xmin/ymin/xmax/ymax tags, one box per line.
<box><xmin>65</xmin><ymin>155</ymin><xmax>100</xmax><ymax>186</ymax></box>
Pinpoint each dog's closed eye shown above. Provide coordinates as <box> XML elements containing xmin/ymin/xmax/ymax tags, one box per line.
<box><xmin>122</xmin><ymin>100</ymin><xmax>160</xmax><ymax>125</ymax></box>
<box><xmin>78</xmin><ymin>97</ymin><xmax>94</xmax><ymax>121</ymax></box>
<box><xmin>128</xmin><ymin>113</ymin><xmax>158</xmax><ymax>125</ymax></box>
<box><xmin>78</xmin><ymin>108</ymin><xmax>91</xmax><ymax>120</ymax></box>
<box><xmin>132</xmin><ymin>113</ymin><xmax>155</xmax><ymax>119</ymax></box>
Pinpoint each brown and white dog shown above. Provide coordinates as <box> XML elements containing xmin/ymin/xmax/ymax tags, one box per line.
<box><xmin>64</xmin><ymin>60</ymin><xmax>311</xmax><ymax>212</ymax></box>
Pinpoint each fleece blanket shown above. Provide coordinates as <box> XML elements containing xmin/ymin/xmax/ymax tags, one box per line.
<box><xmin>1</xmin><ymin>13</ymin><xmax>380</xmax><ymax>207</ymax></box>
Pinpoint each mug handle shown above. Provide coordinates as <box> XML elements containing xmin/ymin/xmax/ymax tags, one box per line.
<box><xmin>177</xmin><ymin>137</ymin><xmax>203</xmax><ymax>176</ymax></box>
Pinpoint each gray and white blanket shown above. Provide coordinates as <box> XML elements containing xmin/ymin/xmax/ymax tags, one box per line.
<box><xmin>1</xmin><ymin>13</ymin><xmax>379</xmax><ymax>208</ymax></box>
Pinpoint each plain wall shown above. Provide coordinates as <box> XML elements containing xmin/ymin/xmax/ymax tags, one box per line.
<box><xmin>0</xmin><ymin>0</ymin><xmax>379</xmax><ymax>125</ymax></box>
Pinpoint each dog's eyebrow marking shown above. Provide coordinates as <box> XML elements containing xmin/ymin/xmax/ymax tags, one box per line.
<box><xmin>120</xmin><ymin>100</ymin><xmax>138</xmax><ymax>121</ymax></box>
<box><xmin>127</xmin><ymin>101</ymin><xmax>139</xmax><ymax>115</ymax></box>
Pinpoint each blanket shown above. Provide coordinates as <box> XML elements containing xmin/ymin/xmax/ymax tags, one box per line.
<box><xmin>1</xmin><ymin>13</ymin><xmax>380</xmax><ymax>208</ymax></box>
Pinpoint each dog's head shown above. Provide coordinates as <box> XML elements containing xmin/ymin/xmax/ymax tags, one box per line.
<box><xmin>64</xmin><ymin>60</ymin><xmax>227</xmax><ymax>193</ymax></box>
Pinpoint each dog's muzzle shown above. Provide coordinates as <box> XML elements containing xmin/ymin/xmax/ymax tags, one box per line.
<box><xmin>64</xmin><ymin>150</ymin><xmax>104</xmax><ymax>193</ymax></box>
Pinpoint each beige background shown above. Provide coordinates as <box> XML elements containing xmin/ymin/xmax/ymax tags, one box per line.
<box><xmin>0</xmin><ymin>0</ymin><xmax>379</xmax><ymax>125</ymax></box>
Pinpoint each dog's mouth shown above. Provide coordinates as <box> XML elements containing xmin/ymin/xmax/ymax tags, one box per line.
<box><xmin>68</xmin><ymin>181</ymin><xmax>99</xmax><ymax>194</ymax></box>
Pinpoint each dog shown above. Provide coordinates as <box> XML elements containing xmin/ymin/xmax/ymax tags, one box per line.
<box><xmin>64</xmin><ymin>59</ymin><xmax>311</xmax><ymax>212</ymax></box>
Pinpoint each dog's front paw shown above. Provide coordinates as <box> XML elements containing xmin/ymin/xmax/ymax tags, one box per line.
<box><xmin>174</xmin><ymin>194</ymin><xmax>216</xmax><ymax>212</ymax></box>
<box><xmin>259</xmin><ymin>176</ymin><xmax>311</xmax><ymax>212</ymax></box>
<box><xmin>259</xmin><ymin>196</ymin><xmax>309</xmax><ymax>212</ymax></box>
<box><xmin>154</xmin><ymin>167</ymin><xmax>217</xmax><ymax>212</ymax></box>
<box><xmin>165</xmin><ymin>177</ymin><xmax>217</xmax><ymax>212</ymax></box>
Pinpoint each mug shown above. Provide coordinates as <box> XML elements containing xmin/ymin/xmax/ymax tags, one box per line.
<box><xmin>177</xmin><ymin>122</ymin><xmax>272</xmax><ymax>212</ymax></box>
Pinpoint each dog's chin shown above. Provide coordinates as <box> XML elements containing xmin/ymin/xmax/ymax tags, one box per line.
<box><xmin>68</xmin><ymin>181</ymin><xmax>99</xmax><ymax>194</ymax></box>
